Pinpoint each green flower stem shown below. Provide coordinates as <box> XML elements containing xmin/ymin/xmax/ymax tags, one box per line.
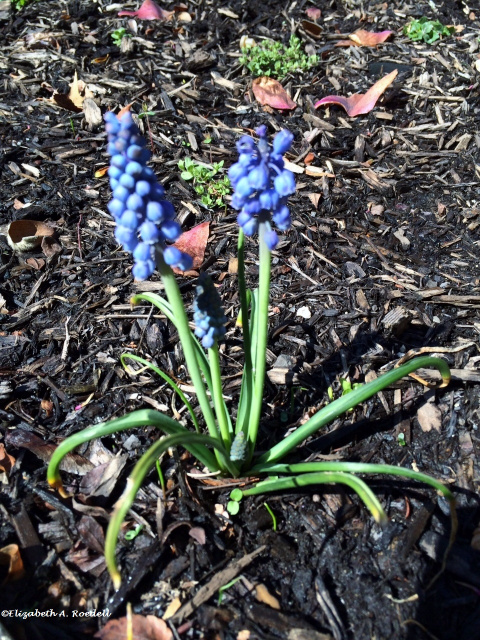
<box><xmin>235</xmin><ymin>229</ymin><xmax>254</xmax><ymax>439</ymax></box>
<box><xmin>105</xmin><ymin>432</ymin><xmax>233</xmax><ymax>588</ymax></box>
<box><xmin>241</xmin><ymin>472</ymin><xmax>388</xmax><ymax>525</ymax></box>
<box><xmin>155</xmin><ymin>251</ymin><xmax>221</xmax><ymax>449</ymax></box>
<box><xmin>254</xmin><ymin>356</ymin><xmax>451</xmax><ymax>466</ymax></box>
<box><xmin>245</xmin><ymin>223</ymin><xmax>271</xmax><ymax>462</ymax></box>
<box><xmin>120</xmin><ymin>353</ymin><xmax>200</xmax><ymax>432</ymax></box>
<box><xmin>208</xmin><ymin>343</ymin><xmax>233</xmax><ymax>447</ymax></box>
<box><xmin>47</xmin><ymin>409</ymin><xmax>220</xmax><ymax>497</ymax></box>
<box><xmin>237</xmin><ymin>228</ymin><xmax>253</xmax><ymax>374</ymax></box>
<box><xmin>131</xmin><ymin>292</ymin><xmax>213</xmax><ymax>393</ymax></box>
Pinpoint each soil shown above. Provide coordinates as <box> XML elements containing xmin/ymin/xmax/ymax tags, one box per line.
<box><xmin>1</xmin><ymin>0</ymin><xmax>480</xmax><ymax>639</ymax></box>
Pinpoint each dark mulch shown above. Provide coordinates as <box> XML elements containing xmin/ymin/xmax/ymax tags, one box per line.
<box><xmin>1</xmin><ymin>0</ymin><xmax>480</xmax><ymax>638</ymax></box>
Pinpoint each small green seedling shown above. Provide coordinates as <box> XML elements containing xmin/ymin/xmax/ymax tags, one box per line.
<box><xmin>11</xmin><ymin>0</ymin><xmax>38</xmax><ymax>10</ymax></box>
<box><xmin>218</xmin><ymin>576</ymin><xmax>242</xmax><ymax>605</ymax></box>
<box><xmin>111</xmin><ymin>28</ymin><xmax>130</xmax><ymax>47</ymax></box>
<box><xmin>124</xmin><ymin>524</ymin><xmax>144</xmax><ymax>541</ymax></box>
<box><xmin>403</xmin><ymin>17</ymin><xmax>455</xmax><ymax>44</ymax></box>
<box><xmin>178</xmin><ymin>157</ymin><xmax>231</xmax><ymax>209</ymax></box>
<box><xmin>240</xmin><ymin>34</ymin><xmax>317</xmax><ymax>79</ymax></box>
<box><xmin>264</xmin><ymin>502</ymin><xmax>277</xmax><ymax>531</ymax></box>
<box><xmin>397</xmin><ymin>433</ymin><xmax>407</xmax><ymax>447</ymax></box>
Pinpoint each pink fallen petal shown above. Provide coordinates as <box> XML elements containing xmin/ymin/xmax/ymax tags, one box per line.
<box><xmin>314</xmin><ymin>70</ymin><xmax>398</xmax><ymax>117</ymax></box>
<box><xmin>118</xmin><ymin>0</ymin><xmax>174</xmax><ymax>20</ymax></box>
<box><xmin>305</xmin><ymin>7</ymin><xmax>321</xmax><ymax>20</ymax></box>
<box><xmin>252</xmin><ymin>77</ymin><xmax>297</xmax><ymax>111</ymax></box>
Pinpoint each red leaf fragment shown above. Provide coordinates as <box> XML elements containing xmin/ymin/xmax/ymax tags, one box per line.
<box><xmin>335</xmin><ymin>29</ymin><xmax>394</xmax><ymax>47</ymax></box>
<box><xmin>305</xmin><ymin>7</ymin><xmax>321</xmax><ymax>20</ymax></box>
<box><xmin>95</xmin><ymin>614</ymin><xmax>173</xmax><ymax>640</ymax></box>
<box><xmin>252</xmin><ymin>77</ymin><xmax>297</xmax><ymax>110</ymax></box>
<box><xmin>314</xmin><ymin>70</ymin><xmax>398</xmax><ymax>117</ymax></box>
<box><xmin>171</xmin><ymin>221</ymin><xmax>210</xmax><ymax>271</ymax></box>
<box><xmin>118</xmin><ymin>0</ymin><xmax>174</xmax><ymax>21</ymax></box>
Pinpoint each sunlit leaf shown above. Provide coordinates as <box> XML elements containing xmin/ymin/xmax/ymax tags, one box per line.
<box><xmin>0</xmin><ymin>444</ymin><xmax>15</xmax><ymax>475</ymax></box>
<box><xmin>252</xmin><ymin>77</ymin><xmax>297</xmax><ymax>110</ymax></box>
<box><xmin>0</xmin><ymin>545</ymin><xmax>25</xmax><ymax>585</ymax></box>
<box><xmin>118</xmin><ymin>0</ymin><xmax>174</xmax><ymax>21</ymax></box>
<box><xmin>7</xmin><ymin>220</ymin><xmax>55</xmax><ymax>252</ymax></box>
<box><xmin>335</xmin><ymin>29</ymin><xmax>394</xmax><ymax>47</ymax></box>
<box><xmin>171</xmin><ymin>221</ymin><xmax>210</xmax><ymax>271</ymax></box>
<box><xmin>314</xmin><ymin>70</ymin><xmax>398</xmax><ymax>117</ymax></box>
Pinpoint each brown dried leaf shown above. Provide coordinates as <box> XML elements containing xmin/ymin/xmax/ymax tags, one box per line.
<box><xmin>7</xmin><ymin>220</ymin><xmax>55</xmax><ymax>252</ymax></box>
<box><xmin>0</xmin><ymin>443</ymin><xmax>15</xmax><ymax>474</ymax></box>
<box><xmin>25</xmin><ymin>257</ymin><xmax>45</xmax><ymax>270</ymax></box>
<box><xmin>0</xmin><ymin>544</ymin><xmax>25</xmax><ymax>584</ymax></box>
<box><xmin>41</xmin><ymin>235</ymin><xmax>63</xmax><ymax>259</ymax></box>
<box><xmin>51</xmin><ymin>72</ymin><xmax>94</xmax><ymax>112</ymax></box>
<box><xmin>5</xmin><ymin>429</ymin><xmax>94</xmax><ymax>474</ymax></box>
<box><xmin>301</xmin><ymin>20</ymin><xmax>323</xmax><ymax>39</ymax></box>
<box><xmin>94</xmin><ymin>614</ymin><xmax>173</xmax><ymax>640</ymax></box>
<box><xmin>189</xmin><ymin>527</ymin><xmax>206</xmax><ymax>545</ymax></box>
<box><xmin>79</xmin><ymin>455</ymin><xmax>128</xmax><ymax>498</ymax></box>
<box><xmin>417</xmin><ymin>401</ymin><xmax>442</xmax><ymax>433</ymax></box>
<box><xmin>252</xmin><ymin>77</ymin><xmax>297</xmax><ymax>110</ymax></box>
<box><xmin>78</xmin><ymin>515</ymin><xmax>105</xmax><ymax>554</ymax></box>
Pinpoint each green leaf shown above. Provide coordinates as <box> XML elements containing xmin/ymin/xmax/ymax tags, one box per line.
<box><xmin>181</xmin><ymin>171</ymin><xmax>193</xmax><ymax>180</ymax></box>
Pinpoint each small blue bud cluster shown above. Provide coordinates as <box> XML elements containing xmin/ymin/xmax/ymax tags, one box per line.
<box><xmin>193</xmin><ymin>273</ymin><xmax>227</xmax><ymax>349</ymax></box>
<box><xmin>228</xmin><ymin>125</ymin><xmax>296</xmax><ymax>250</ymax></box>
<box><xmin>104</xmin><ymin>111</ymin><xmax>193</xmax><ymax>280</ymax></box>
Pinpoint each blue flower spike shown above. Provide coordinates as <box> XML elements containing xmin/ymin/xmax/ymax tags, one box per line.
<box><xmin>229</xmin><ymin>126</ymin><xmax>296</xmax><ymax>250</ymax></box>
<box><xmin>193</xmin><ymin>273</ymin><xmax>228</xmax><ymax>349</ymax></box>
<box><xmin>104</xmin><ymin>111</ymin><xmax>193</xmax><ymax>279</ymax></box>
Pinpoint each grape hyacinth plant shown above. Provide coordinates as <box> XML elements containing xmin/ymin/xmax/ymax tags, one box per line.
<box><xmin>48</xmin><ymin>112</ymin><xmax>457</xmax><ymax>589</ymax></box>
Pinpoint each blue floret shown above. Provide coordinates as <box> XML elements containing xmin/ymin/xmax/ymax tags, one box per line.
<box><xmin>193</xmin><ymin>273</ymin><xmax>227</xmax><ymax>349</ymax></box>
<box><xmin>104</xmin><ymin>111</ymin><xmax>192</xmax><ymax>279</ymax></box>
<box><xmin>229</xmin><ymin>126</ymin><xmax>296</xmax><ymax>250</ymax></box>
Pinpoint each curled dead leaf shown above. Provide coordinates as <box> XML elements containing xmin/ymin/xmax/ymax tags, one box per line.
<box><xmin>118</xmin><ymin>0</ymin><xmax>174</xmax><ymax>21</ymax></box>
<box><xmin>0</xmin><ymin>443</ymin><xmax>15</xmax><ymax>474</ymax></box>
<box><xmin>0</xmin><ymin>544</ymin><xmax>25</xmax><ymax>585</ymax></box>
<box><xmin>252</xmin><ymin>77</ymin><xmax>297</xmax><ymax>110</ymax></box>
<box><xmin>314</xmin><ymin>70</ymin><xmax>398</xmax><ymax>117</ymax></box>
<box><xmin>51</xmin><ymin>71</ymin><xmax>94</xmax><ymax>112</ymax></box>
<box><xmin>171</xmin><ymin>221</ymin><xmax>210</xmax><ymax>272</ymax></box>
<box><xmin>335</xmin><ymin>29</ymin><xmax>394</xmax><ymax>47</ymax></box>
<box><xmin>7</xmin><ymin>220</ymin><xmax>55</xmax><ymax>252</ymax></box>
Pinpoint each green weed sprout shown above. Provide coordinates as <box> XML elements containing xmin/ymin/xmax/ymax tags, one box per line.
<box><xmin>11</xmin><ymin>0</ymin><xmax>38</xmax><ymax>10</ymax></box>
<box><xmin>178</xmin><ymin>157</ymin><xmax>231</xmax><ymax>209</ymax></box>
<box><xmin>111</xmin><ymin>27</ymin><xmax>130</xmax><ymax>47</ymax></box>
<box><xmin>47</xmin><ymin>116</ymin><xmax>457</xmax><ymax>589</ymax></box>
<box><xmin>240</xmin><ymin>34</ymin><xmax>318</xmax><ymax>79</ymax></box>
<box><xmin>403</xmin><ymin>17</ymin><xmax>455</xmax><ymax>44</ymax></box>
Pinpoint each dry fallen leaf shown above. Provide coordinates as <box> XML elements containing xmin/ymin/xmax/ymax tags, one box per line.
<box><xmin>171</xmin><ymin>221</ymin><xmax>210</xmax><ymax>272</ymax></box>
<box><xmin>417</xmin><ymin>400</ymin><xmax>442</xmax><ymax>433</ymax></box>
<box><xmin>335</xmin><ymin>29</ymin><xmax>394</xmax><ymax>47</ymax></box>
<box><xmin>0</xmin><ymin>443</ymin><xmax>15</xmax><ymax>474</ymax></box>
<box><xmin>252</xmin><ymin>77</ymin><xmax>297</xmax><ymax>110</ymax></box>
<box><xmin>94</xmin><ymin>614</ymin><xmax>173</xmax><ymax>640</ymax></box>
<box><xmin>314</xmin><ymin>70</ymin><xmax>398</xmax><ymax>117</ymax></box>
<box><xmin>118</xmin><ymin>0</ymin><xmax>174</xmax><ymax>21</ymax></box>
<box><xmin>7</xmin><ymin>220</ymin><xmax>55</xmax><ymax>252</ymax></box>
<box><xmin>51</xmin><ymin>71</ymin><xmax>94</xmax><ymax>112</ymax></box>
<box><xmin>305</xmin><ymin>7</ymin><xmax>321</xmax><ymax>20</ymax></box>
<box><xmin>0</xmin><ymin>544</ymin><xmax>25</xmax><ymax>585</ymax></box>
